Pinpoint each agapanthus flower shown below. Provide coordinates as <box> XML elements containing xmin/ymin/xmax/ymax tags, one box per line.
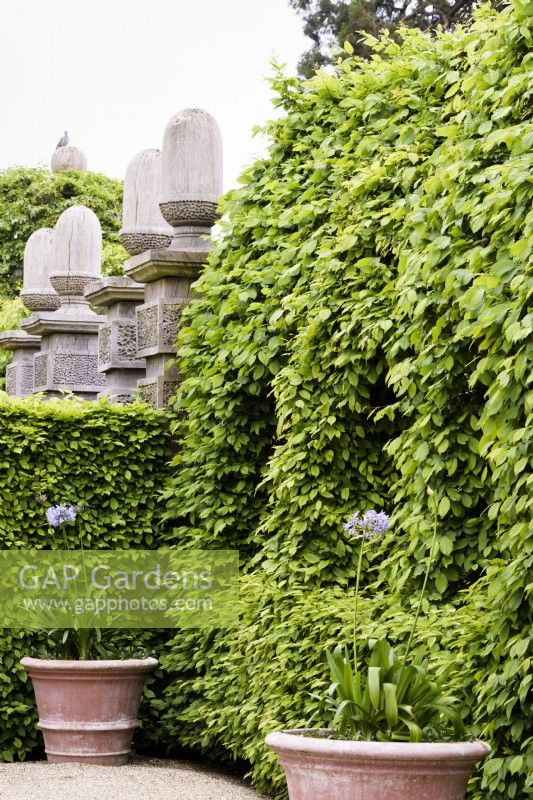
<box><xmin>46</xmin><ymin>504</ymin><xmax>77</xmax><ymax>528</ymax></box>
<box><xmin>344</xmin><ymin>509</ymin><xmax>389</xmax><ymax>540</ymax></box>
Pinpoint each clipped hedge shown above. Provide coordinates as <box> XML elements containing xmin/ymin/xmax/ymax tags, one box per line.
<box><xmin>0</xmin><ymin>395</ymin><xmax>172</xmax><ymax>761</ymax></box>
<box><xmin>159</xmin><ymin>2</ymin><xmax>532</xmax><ymax>798</ymax></box>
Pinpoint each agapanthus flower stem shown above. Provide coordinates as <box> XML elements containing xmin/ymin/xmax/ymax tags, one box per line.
<box><xmin>404</xmin><ymin>489</ymin><xmax>439</xmax><ymax>664</ymax></box>
<box><xmin>352</xmin><ymin>538</ymin><xmax>365</xmax><ymax>673</ymax></box>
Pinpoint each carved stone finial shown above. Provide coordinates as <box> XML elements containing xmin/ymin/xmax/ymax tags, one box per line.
<box><xmin>22</xmin><ymin>206</ymin><xmax>105</xmax><ymax>399</ymax></box>
<box><xmin>49</xmin><ymin>206</ymin><xmax>102</xmax><ymax>307</ymax></box>
<box><xmin>51</xmin><ymin>145</ymin><xmax>87</xmax><ymax>173</ymax></box>
<box><xmin>120</xmin><ymin>149</ymin><xmax>172</xmax><ymax>256</ymax></box>
<box><xmin>160</xmin><ymin>108</ymin><xmax>223</xmax><ymax>251</ymax></box>
<box><xmin>21</xmin><ymin>228</ymin><xmax>60</xmax><ymax>311</ymax></box>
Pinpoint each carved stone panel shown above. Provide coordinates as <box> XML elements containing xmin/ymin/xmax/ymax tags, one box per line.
<box><xmin>162</xmin><ymin>379</ymin><xmax>180</xmax><ymax>408</ymax></box>
<box><xmin>136</xmin><ymin>299</ymin><xmax>188</xmax><ymax>358</ymax></box>
<box><xmin>138</xmin><ymin>374</ymin><xmax>181</xmax><ymax>409</ymax></box>
<box><xmin>117</xmin><ymin>323</ymin><xmax>138</xmax><ymax>361</ymax></box>
<box><xmin>99</xmin><ymin>326</ymin><xmax>111</xmax><ymax>367</ymax></box>
<box><xmin>162</xmin><ymin>302</ymin><xmax>185</xmax><ymax>348</ymax></box>
<box><xmin>20</xmin><ymin>365</ymin><xmax>35</xmax><ymax>396</ymax></box>
<box><xmin>5</xmin><ymin>365</ymin><xmax>17</xmax><ymax>396</ymax></box>
<box><xmin>139</xmin><ymin>381</ymin><xmax>158</xmax><ymax>408</ymax></box>
<box><xmin>137</xmin><ymin>305</ymin><xmax>158</xmax><ymax>353</ymax></box>
<box><xmin>52</xmin><ymin>354</ymin><xmax>105</xmax><ymax>387</ymax></box>
<box><xmin>34</xmin><ymin>354</ymin><xmax>49</xmax><ymax>389</ymax></box>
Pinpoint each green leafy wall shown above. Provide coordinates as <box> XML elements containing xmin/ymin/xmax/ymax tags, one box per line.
<box><xmin>0</xmin><ymin>396</ymin><xmax>172</xmax><ymax>761</ymax></box>
<box><xmin>159</xmin><ymin>2</ymin><xmax>532</xmax><ymax>798</ymax></box>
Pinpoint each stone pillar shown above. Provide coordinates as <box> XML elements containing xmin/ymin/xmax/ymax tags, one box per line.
<box><xmin>84</xmin><ymin>277</ymin><xmax>146</xmax><ymax>403</ymax></box>
<box><xmin>124</xmin><ymin>108</ymin><xmax>223</xmax><ymax>408</ymax></box>
<box><xmin>119</xmin><ymin>149</ymin><xmax>172</xmax><ymax>255</ymax></box>
<box><xmin>0</xmin><ymin>331</ymin><xmax>41</xmax><ymax>396</ymax></box>
<box><xmin>0</xmin><ymin>228</ymin><xmax>60</xmax><ymax>397</ymax></box>
<box><xmin>22</xmin><ymin>206</ymin><xmax>106</xmax><ymax>399</ymax></box>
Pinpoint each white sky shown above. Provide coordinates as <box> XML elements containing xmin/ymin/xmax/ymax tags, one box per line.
<box><xmin>0</xmin><ymin>0</ymin><xmax>310</xmax><ymax>190</ymax></box>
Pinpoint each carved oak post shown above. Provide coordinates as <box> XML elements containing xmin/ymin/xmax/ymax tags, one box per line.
<box><xmin>125</xmin><ymin>109</ymin><xmax>223</xmax><ymax>407</ymax></box>
<box><xmin>22</xmin><ymin>206</ymin><xmax>106</xmax><ymax>399</ymax></box>
<box><xmin>0</xmin><ymin>228</ymin><xmax>59</xmax><ymax>396</ymax></box>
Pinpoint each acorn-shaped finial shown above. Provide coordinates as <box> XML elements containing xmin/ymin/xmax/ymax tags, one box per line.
<box><xmin>21</xmin><ymin>228</ymin><xmax>60</xmax><ymax>311</ymax></box>
<box><xmin>160</xmin><ymin>108</ymin><xmax>223</xmax><ymax>249</ymax></box>
<box><xmin>49</xmin><ymin>206</ymin><xmax>102</xmax><ymax>305</ymax></box>
<box><xmin>120</xmin><ymin>149</ymin><xmax>172</xmax><ymax>255</ymax></box>
<box><xmin>51</xmin><ymin>145</ymin><xmax>87</xmax><ymax>173</ymax></box>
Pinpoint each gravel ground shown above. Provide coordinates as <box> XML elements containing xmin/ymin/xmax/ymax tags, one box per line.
<box><xmin>0</xmin><ymin>757</ymin><xmax>267</xmax><ymax>800</ymax></box>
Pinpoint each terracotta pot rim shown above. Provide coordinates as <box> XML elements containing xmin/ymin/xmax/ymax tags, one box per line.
<box><xmin>20</xmin><ymin>656</ymin><xmax>158</xmax><ymax>671</ymax></box>
<box><xmin>265</xmin><ymin>729</ymin><xmax>491</xmax><ymax>761</ymax></box>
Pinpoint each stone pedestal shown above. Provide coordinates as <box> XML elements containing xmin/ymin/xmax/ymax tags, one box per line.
<box><xmin>125</xmin><ymin>249</ymin><xmax>206</xmax><ymax>407</ymax></box>
<box><xmin>0</xmin><ymin>331</ymin><xmax>41</xmax><ymax>396</ymax></box>
<box><xmin>22</xmin><ymin>312</ymin><xmax>105</xmax><ymax>399</ymax></box>
<box><xmin>84</xmin><ymin>277</ymin><xmax>146</xmax><ymax>403</ymax></box>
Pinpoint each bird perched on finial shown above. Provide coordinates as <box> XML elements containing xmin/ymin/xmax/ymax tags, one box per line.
<box><xmin>56</xmin><ymin>131</ymin><xmax>69</xmax><ymax>149</ymax></box>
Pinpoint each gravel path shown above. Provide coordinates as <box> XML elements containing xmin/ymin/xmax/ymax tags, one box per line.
<box><xmin>0</xmin><ymin>757</ymin><xmax>267</xmax><ymax>800</ymax></box>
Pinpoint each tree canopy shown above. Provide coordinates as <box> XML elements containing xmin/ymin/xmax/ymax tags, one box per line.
<box><xmin>289</xmin><ymin>0</ymin><xmax>502</xmax><ymax>75</ymax></box>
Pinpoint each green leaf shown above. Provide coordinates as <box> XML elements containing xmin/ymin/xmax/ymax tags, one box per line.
<box><xmin>383</xmin><ymin>683</ymin><xmax>398</xmax><ymax>729</ymax></box>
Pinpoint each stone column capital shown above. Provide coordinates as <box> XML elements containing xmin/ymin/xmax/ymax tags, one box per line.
<box><xmin>124</xmin><ymin>248</ymin><xmax>207</xmax><ymax>285</ymax></box>
<box><xmin>85</xmin><ymin>276</ymin><xmax>145</xmax><ymax>307</ymax></box>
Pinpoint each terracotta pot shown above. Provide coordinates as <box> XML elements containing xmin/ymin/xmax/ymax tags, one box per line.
<box><xmin>21</xmin><ymin>657</ymin><xmax>158</xmax><ymax>765</ymax></box>
<box><xmin>266</xmin><ymin>729</ymin><xmax>490</xmax><ymax>800</ymax></box>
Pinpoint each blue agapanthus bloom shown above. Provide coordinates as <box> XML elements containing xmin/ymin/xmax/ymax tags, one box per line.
<box><xmin>343</xmin><ymin>509</ymin><xmax>389</xmax><ymax>540</ymax></box>
<box><xmin>46</xmin><ymin>504</ymin><xmax>77</xmax><ymax>528</ymax></box>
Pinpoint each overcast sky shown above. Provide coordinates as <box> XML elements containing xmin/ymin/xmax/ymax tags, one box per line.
<box><xmin>0</xmin><ymin>0</ymin><xmax>310</xmax><ymax>190</ymax></box>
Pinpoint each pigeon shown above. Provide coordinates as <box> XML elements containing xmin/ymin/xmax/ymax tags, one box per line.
<box><xmin>56</xmin><ymin>131</ymin><xmax>69</xmax><ymax>149</ymax></box>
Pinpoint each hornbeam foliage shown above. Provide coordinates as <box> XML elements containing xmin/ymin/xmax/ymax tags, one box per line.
<box><xmin>161</xmin><ymin>3</ymin><xmax>532</xmax><ymax>798</ymax></box>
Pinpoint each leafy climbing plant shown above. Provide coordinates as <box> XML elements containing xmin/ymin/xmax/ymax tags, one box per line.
<box><xmin>160</xmin><ymin>3</ymin><xmax>531</xmax><ymax>798</ymax></box>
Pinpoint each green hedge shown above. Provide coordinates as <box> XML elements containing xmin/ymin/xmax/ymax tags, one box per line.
<box><xmin>158</xmin><ymin>2</ymin><xmax>532</xmax><ymax>798</ymax></box>
<box><xmin>0</xmin><ymin>396</ymin><xmax>172</xmax><ymax>761</ymax></box>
